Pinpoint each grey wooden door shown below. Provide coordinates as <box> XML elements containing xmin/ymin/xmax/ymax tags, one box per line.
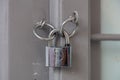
<box><xmin>0</xmin><ymin>0</ymin><xmax>90</xmax><ymax>80</ymax></box>
<box><xmin>1</xmin><ymin>0</ymin><xmax>49</xmax><ymax>80</ymax></box>
<box><xmin>8</xmin><ymin>0</ymin><xmax>50</xmax><ymax>80</ymax></box>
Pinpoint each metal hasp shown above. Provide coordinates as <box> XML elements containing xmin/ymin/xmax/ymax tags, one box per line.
<box><xmin>33</xmin><ymin>11</ymin><xmax>79</xmax><ymax>68</ymax></box>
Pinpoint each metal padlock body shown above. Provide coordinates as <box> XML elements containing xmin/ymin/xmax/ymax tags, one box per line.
<box><xmin>46</xmin><ymin>45</ymin><xmax>71</xmax><ymax>67</ymax></box>
<box><xmin>45</xmin><ymin>30</ymin><xmax>72</xmax><ymax>67</ymax></box>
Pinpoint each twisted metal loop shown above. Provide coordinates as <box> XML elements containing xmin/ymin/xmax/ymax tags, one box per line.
<box><xmin>60</xmin><ymin>11</ymin><xmax>79</xmax><ymax>38</ymax></box>
<box><xmin>35</xmin><ymin>20</ymin><xmax>46</xmax><ymax>28</ymax></box>
<box><xmin>33</xmin><ymin>20</ymin><xmax>55</xmax><ymax>41</ymax></box>
<box><xmin>49</xmin><ymin>29</ymin><xmax>70</xmax><ymax>44</ymax></box>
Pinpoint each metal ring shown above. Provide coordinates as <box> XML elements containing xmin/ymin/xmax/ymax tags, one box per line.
<box><xmin>49</xmin><ymin>29</ymin><xmax>59</xmax><ymax>38</ymax></box>
<box><xmin>33</xmin><ymin>20</ymin><xmax>55</xmax><ymax>41</ymax></box>
<box><xmin>60</xmin><ymin>11</ymin><xmax>79</xmax><ymax>38</ymax></box>
<box><xmin>49</xmin><ymin>29</ymin><xmax>70</xmax><ymax>44</ymax></box>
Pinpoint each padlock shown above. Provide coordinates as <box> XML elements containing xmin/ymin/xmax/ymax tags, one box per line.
<box><xmin>45</xmin><ymin>29</ymin><xmax>72</xmax><ymax>67</ymax></box>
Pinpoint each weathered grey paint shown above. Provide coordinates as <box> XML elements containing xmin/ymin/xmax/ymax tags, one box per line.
<box><xmin>8</xmin><ymin>0</ymin><xmax>49</xmax><ymax>80</ymax></box>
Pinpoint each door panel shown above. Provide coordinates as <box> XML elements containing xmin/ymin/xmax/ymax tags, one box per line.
<box><xmin>8</xmin><ymin>0</ymin><xmax>49</xmax><ymax>80</ymax></box>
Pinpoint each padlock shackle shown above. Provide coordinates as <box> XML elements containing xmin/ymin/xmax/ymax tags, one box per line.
<box><xmin>46</xmin><ymin>29</ymin><xmax>72</xmax><ymax>68</ymax></box>
<box><xmin>64</xmin><ymin>30</ymin><xmax>70</xmax><ymax>44</ymax></box>
<box><xmin>48</xmin><ymin>29</ymin><xmax>70</xmax><ymax>45</ymax></box>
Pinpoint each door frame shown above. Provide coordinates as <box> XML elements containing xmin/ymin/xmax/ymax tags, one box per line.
<box><xmin>0</xmin><ymin>0</ymin><xmax>9</xmax><ymax>80</ymax></box>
